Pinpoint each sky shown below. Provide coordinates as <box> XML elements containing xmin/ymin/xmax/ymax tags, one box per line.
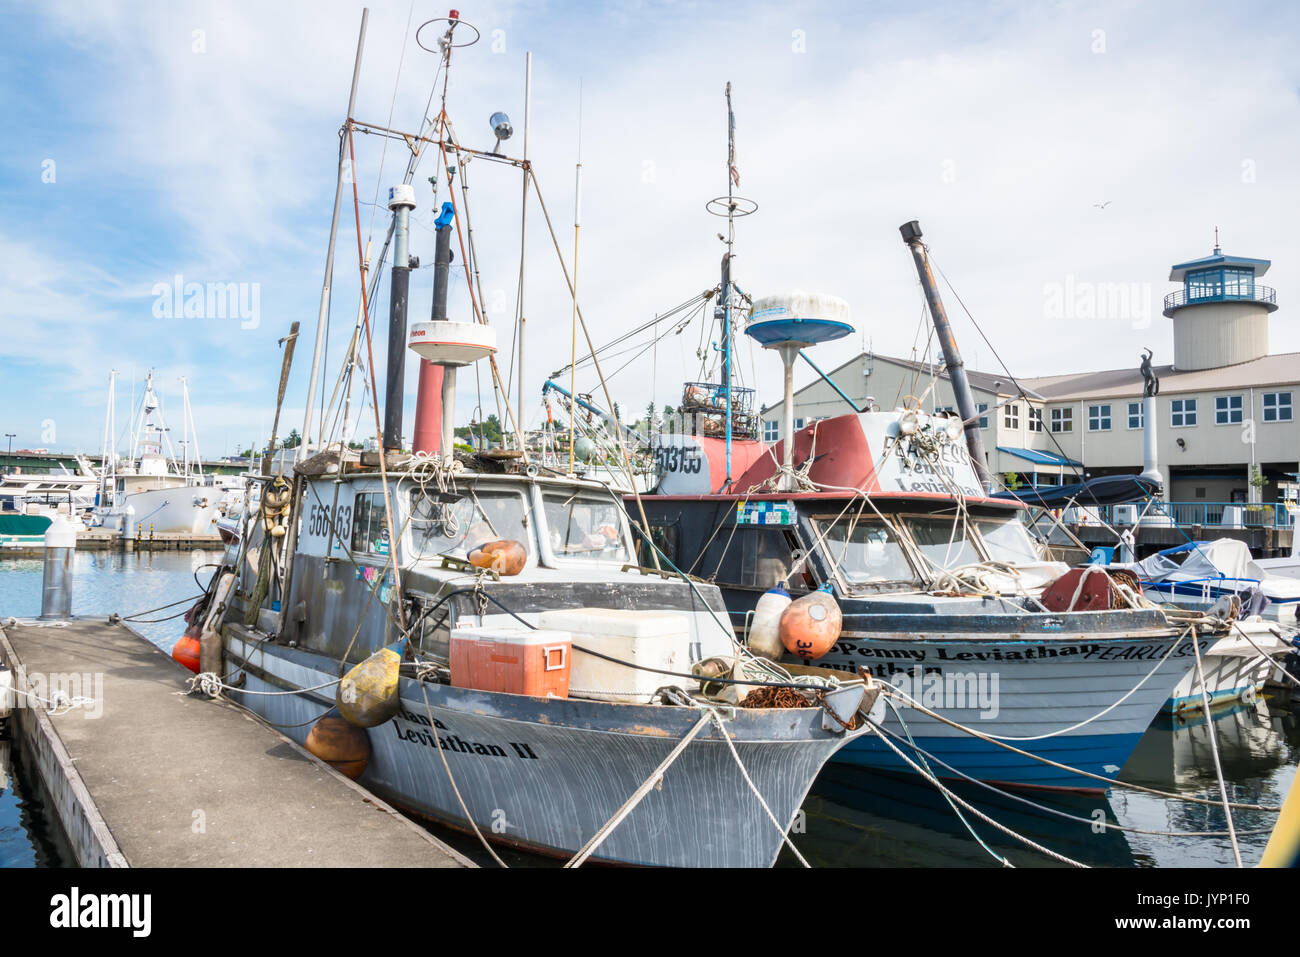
<box><xmin>3</xmin><ymin>0</ymin><xmax>1299</xmax><ymax>458</ymax></box>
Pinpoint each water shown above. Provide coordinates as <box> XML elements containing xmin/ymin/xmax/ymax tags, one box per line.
<box><xmin>0</xmin><ymin>551</ymin><xmax>1294</xmax><ymax>868</ymax></box>
<box><xmin>782</xmin><ymin>699</ymin><xmax>1297</xmax><ymax>867</ymax></box>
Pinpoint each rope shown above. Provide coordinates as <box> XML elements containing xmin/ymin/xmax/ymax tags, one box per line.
<box><xmin>875</xmin><ymin>723</ymin><xmax>1274</xmax><ymax>838</ymax></box>
<box><xmin>874</xmin><ymin>687</ymin><xmax>1280</xmax><ymax>811</ymax></box>
<box><xmin>1191</xmin><ymin>625</ymin><xmax>1244</xmax><ymax>867</ymax></box>
<box><xmin>707</xmin><ymin>708</ymin><xmax>812</xmax><ymax>867</ymax></box>
<box><xmin>119</xmin><ymin>593</ymin><xmax>204</xmax><ymax>622</ymax></box>
<box><xmin>419</xmin><ymin>679</ymin><xmax>509</xmax><ymax>868</ymax></box>
<box><xmin>565</xmin><ymin>709</ymin><xmax>713</xmax><ymax>868</ymax></box>
<box><xmin>866</xmin><ymin>723</ymin><xmax>1089</xmax><ymax>867</ymax></box>
<box><xmin>181</xmin><ymin>671</ymin><xmax>340</xmax><ymax>699</ymax></box>
<box><xmin>883</xmin><ymin>626</ymin><xmax>1189</xmax><ymax>741</ymax></box>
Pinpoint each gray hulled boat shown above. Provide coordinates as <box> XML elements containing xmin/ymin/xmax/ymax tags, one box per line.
<box><xmin>204</xmin><ymin>11</ymin><xmax>877</xmax><ymax>868</ymax></box>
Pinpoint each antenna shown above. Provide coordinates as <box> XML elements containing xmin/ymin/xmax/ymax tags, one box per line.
<box><xmin>567</xmin><ymin>78</ymin><xmax>584</xmax><ymax>475</ymax></box>
<box><xmin>705</xmin><ymin>82</ymin><xmax>757</xmax><ymax>489</ymax></box>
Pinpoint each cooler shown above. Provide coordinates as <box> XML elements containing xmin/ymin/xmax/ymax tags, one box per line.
<box><xmin>449</xmin><ymin>625</ymin><xmax>572</xmax><ymax>699</ymax></box>
<box><xmin>537</xmin><ymin>608</ymin><xmax>693</xmax><ymax>703</ymax></box>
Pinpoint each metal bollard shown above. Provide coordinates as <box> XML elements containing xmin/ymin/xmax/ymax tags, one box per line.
<box><xmin>40</xmin><ymin>514</ymin><xmax>78</xmax><ymax>619</ymax></box>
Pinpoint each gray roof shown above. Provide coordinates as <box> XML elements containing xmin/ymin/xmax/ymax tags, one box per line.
<box><xmin>1021</xmin><ymin>352</ymin><xmax>1300</xmax><ymax>401</ymax></box>
<box><xmin>771</xmin><ymin>351</ymin><xmax>1042</xmax><ymax>412</ymax></box>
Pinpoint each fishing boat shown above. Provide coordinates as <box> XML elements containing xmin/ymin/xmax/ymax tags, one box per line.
<box><xmin>204</xmin><ymin>10</ymin><xmax>879</xmax><ymax>868</ymax></box>
<box><xmin>633</xmin><ymin>217</ymin><xmax>1244</xmax><ymax>791</ymax></box>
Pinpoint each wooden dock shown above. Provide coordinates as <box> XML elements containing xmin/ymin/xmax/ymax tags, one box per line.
<box><xmin>0</xmin><ymin>617</ymin><xmax>472</xmax><ymax>868</ymax></box>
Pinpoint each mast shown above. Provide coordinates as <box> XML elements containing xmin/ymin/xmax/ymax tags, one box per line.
<box><xmin>899</xmin><ymin>220</ymin><xmax>994</xmax><ymax>492</ymax></box>
<box><xmin>300</xmin><ymin>8</ymin><xmax>369</xmax><ymax>455</ymax></box>
<box><xmin>99</xmin><ymin>370</ymin><xmax>117</xmax><ymax>506</ymax></box>
<box><xmin>517</xmin><ymin>51</ymin><xmax>532</xmax><ymax>429</ymax></box>
<box><xmin>721</xmin><ymin>83</ymin><xmax>736</xmax><ymax>487</ymax></box>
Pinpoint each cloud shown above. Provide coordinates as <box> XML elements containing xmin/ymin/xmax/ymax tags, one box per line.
<box><xmin>4</xmin><ymin>0</ymin><xmax>1298</xmax><ymax>454</ymax></box>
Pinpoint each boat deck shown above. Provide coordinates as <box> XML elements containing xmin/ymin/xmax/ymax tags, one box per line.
<box><xmin>0</xmin><ymin>617</ymin><xmax>472</xmax><ymax>868</ymax></box>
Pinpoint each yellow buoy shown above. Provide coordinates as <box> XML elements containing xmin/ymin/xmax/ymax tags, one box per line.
<box><xmin>337</xmin><ymin>642</ymin><xmax>405</xmax><ymax>727</ymax></box>
<box><xmin>305</xmin><ymin>716</ymin><xmax>371</xmax><ymax>780</ymax></box>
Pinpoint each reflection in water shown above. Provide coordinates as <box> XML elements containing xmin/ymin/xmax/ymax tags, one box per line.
<box><xmin>787</xmin><ymin>697</ymin><xmax>1298</xmax><ymax>868</ymax></box>
<box><xmin>0</xmin><ymin>736</ymin><xmax>72</xmax><ymax>867</ymax></box>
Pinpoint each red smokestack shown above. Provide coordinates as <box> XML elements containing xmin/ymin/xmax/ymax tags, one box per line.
<box><xmin>412</xmin><ymin>361</ymin><xmax>444</xmax><ymax>454</ymax></box>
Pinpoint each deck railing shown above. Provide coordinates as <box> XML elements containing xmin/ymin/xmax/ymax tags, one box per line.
<box><xmin>1163</xmin><ymin>285</ymin><xmax>1276</xmax><ymax>313</ymax></box>
<box><xmin>1065</xmin><ymin>500</ymin><xmax>1296</xmax><ymax>530</ymax></box>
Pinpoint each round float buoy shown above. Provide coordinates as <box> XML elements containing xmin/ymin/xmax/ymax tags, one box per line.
<box><xmin>172</xmin><ymin>623</ymin><xmax>202</xmax><ymax>674</ymax></box>
<box><xmin>468</xmin><ymin>539</ymin><xmax>528</xmax><ymax>576</ymax></box>
<box><xmin>779</xmin><ymin>584</ymin><xmax>842</xmax><ymax>661</ymax></box>
<box><xmin>305</xmin><ymin>715</ymin><xmax>371</xmax><ymax>780</ymax></box>
<box><xmin>337</xmin><ymin>644</ymin><xmax>404</xmax><ymax>728</ymax></box>
<box><xmin>748</xmin><ymin>585</ymin><xmax>791</xmax><ymax>660</ymax></box>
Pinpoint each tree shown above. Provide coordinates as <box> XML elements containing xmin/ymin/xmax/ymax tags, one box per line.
<box><xmin>280</xmin><ymin>429</ymin><xmax>302</xmax><ymax>450</ymax></box>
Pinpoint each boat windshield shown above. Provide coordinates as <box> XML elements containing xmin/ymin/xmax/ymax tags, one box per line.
<box><xmin>542</xmin><ymin>489</ymin><xmax>632</xmax><ymax>564</ymax></box>
<box><xmin>975</xmin><ymin>517</ymin><xmax>1041</xmax><ymax>564</ymax></box>
<box><xmin>407</xmin><ymin>487</ymin><xmax>532</xmax><ymax>563</ymax></box>
<box><xmin>902</xmin><ymin>515</ymin><xmax>982</xmax><ymax>572</ymax></box>
<box><xmin>817</xmin><ymin>516</ymin><xmax>917</xmax><ymax>585</ymax></box>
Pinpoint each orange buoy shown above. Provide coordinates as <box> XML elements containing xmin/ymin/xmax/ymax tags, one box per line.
<box><xmin>172</xmin><ymin>623</ymin><xmax>202</xmax><ymax>674</ymax></box>
<box><xmin>305</xmin><ymin>715</ymin><xmax>371</xmax><ymax>780</ymax></box>
<box><xmin>468</xmin><ymin>539</ymin><xmax>528</xmax><ymax>576</ymax></box>
<box><xmin>779</xmin><ymin>585</ymin><xmax>842</xmax><ymax>661</ymax></box>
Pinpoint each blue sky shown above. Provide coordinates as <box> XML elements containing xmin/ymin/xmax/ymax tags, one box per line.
<box><xmin>3</xmin><ymin>0</ymin><xmax>1299</xmax><ymax>456</ymax></box>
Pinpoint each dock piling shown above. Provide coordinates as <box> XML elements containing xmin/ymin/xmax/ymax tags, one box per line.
<box><xmin>40</xmin><ymin>514</ymin><xmax>77</xmax><ymax>619</ymax></box>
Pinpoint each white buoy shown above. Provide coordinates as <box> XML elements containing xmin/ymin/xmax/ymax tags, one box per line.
<box><xmin>748</xmin><ymin>585</ymin><xmax>791</xmax><ymax>660</ymax></box>
<box><xmin>40</xmin><ymin>514</ymin><xmax>78</xmax><ymax>620</ymax></box>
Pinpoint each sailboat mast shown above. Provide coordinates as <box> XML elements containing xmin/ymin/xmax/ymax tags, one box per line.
<box><xmin>300</xmin><ymin>8</ymin><xmax>369</xmax><ymax>455</ymax></box>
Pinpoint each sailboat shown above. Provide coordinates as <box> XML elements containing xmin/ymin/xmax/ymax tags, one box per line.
<box><xmin>206</xmin><ymin>10</ymin><xmax>879</xmax><ymax>867</ymax></box>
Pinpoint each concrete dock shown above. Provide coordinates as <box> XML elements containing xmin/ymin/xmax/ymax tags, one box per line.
<box><xmin>0</xmin><ymin>617</ymin><xmax>472</xmax><ymax>868</ymax></box>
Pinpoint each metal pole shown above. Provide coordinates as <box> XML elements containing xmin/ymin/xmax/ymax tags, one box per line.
<box><xmin>899</xmin><ymin>220</ymin><xmax>993</xmax><ymax>492</ymax></box>
<box><xmin>301</xmin><ymin>8</ymin><xmax>368</xmax><ymax>455</ymax></box>
<box><xmin>40</xmin><ymin>515</ymin><xmax>77</xmax><ymax>619</ymax></box>
<box><xmin>517</xmin><ymin>51</ymin><xmax>531</xmax><ymax>428</ymax></box>
<box><xmin>778</xmin><ymin>343</ymin><xmax>799</xmax><ymax>492</ymax></box>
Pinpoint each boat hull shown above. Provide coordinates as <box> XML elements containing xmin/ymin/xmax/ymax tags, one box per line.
<box><xmin>225</xmin><ymin>630</ymin><xmax>857</xmax><ymax>867</ymax></box>
<box><xmin>815</xmin><ymin>630</ymin><xmax>1197</xmax><ymax>790</ymax></box>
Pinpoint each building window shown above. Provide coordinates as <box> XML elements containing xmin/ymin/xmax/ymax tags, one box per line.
<box><xmin>1127</xmin><ymin>402</ymin><xmax>1143</xmax><ymax>429</ymax></box>
<box><xmin>977</xmin><ymin>403</ymin><xmax>989</xmax><ymax>429</ymax></box>
<box><xmin>1171</xmin><ymin>397</ymin><xmax>1197</xmax><ymax>427</ymax></box>
<box><xmin>1214</xmin><ymin>395</ymin><xmax>1243</xmax><ymax>425</ymax></box>
<box><xmin>1003</xmin><ymin>403</ymin><xmax>1020</xmax><ymax>429</ymax></box>
<box><xmin>1050</xmin><ymin>408</ymin><xmax>1072</xmax><ymax>433</ymax></box>
<box><xmin>1263</xmin><ymin>392</ymin><xmax>1293</xmax><ymax>422</ymax></box>
<box><xmin>763</xmin><ymin>421</ymin><xmax>779</xmax><ymax>442</ymax></box>
<box><xmin>794</xmin><ymin>418</ymin><xmax>805</xmax><ymax>430</ymax></box>
<box><xmin>1087</xmin><ymin>404</ymin><xmax>1111</xmax><ymax>431</ymax></box>
<box><xmin>1028</xmin><ymin>408</ymin><xmax>1043</xmax><ymax>432</ymax></box>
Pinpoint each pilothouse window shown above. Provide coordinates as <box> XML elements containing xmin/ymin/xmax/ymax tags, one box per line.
<box><xmin>817</xmin><ymin>517</ymin><xmax>916</xmax><ymax>585</ymax></box>
<box><xmin>407</xmin><ymin>488</ymin><xmax>531</xmax><ymax>563</ymax></box>
<box><xmin>542</xmin><ymin>490</ymin><xmax>632</xmax><ymax>563</ymax></box>
<box><xmin>975</xmin><ymin>518</ymin><xmax>1041</xmax><ymax>564</ymax></box>
<box><xmin>903</xmin><ymin>516</ymin><xmax>981</xmax><ymax>571</ymax></box>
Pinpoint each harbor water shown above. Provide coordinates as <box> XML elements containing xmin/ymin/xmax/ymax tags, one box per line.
<box><xmin>0</xmin><ymin>551</ymin><xmax>1293</xmax><ymax>868</ymax></box>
